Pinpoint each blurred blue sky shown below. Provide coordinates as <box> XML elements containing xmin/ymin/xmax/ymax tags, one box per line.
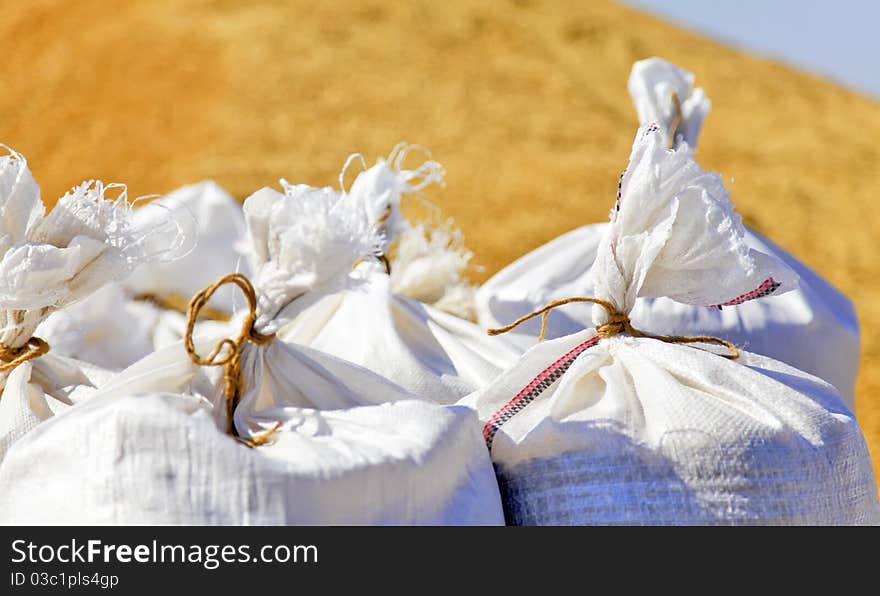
<box><xmin>622</xmin><ymin>0</ymin><xmax>880</xmax><ymax>98</ymax></box>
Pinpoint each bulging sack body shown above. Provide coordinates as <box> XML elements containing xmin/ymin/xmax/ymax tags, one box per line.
<box><xmin>476</xmin><ymin>223</ymin><xmax>859</xmax><ymax>408</ymax></box>
<box><xmin>0</xmin><ymin>392</ymin><xmax>502</xmax><ymax>525</ymax></box>
<box><xmin>467</xmin><ymin>334</ymin><xmax>878</xmax><ymax>525</ymax></box>
<box><xmin>0</xmin><ymin>180</ymin><xmax>506</xmax><ymax>525</ymax></box>
<box><xmin>466</xmin><ymin>123</ymin><xmax>879</xmax><ymax>525</ymax></box>
<box><xmin>37</xmin><ymin>180</ymin><xmax>246</xmax><ymax>370</ymax></box>
<box><xmin>280</xmin><ymin>262</ymin><xmax>519</xmax><ymax>404</ymax></box>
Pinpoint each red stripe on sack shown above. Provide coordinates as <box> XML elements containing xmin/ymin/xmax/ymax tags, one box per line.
<box><xmin>482</xmin><ymin>335</ymin><xmax>600</xmax><ymax>446</ymax></box>
<box><xmin>711</xmin><ymin>277</ymin><xmax>782</xmax><ymax>308</ymax></box>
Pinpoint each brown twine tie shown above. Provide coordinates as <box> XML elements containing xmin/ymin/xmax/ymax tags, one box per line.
<box><xmin>184</xmin><ymin>273</ymin><xmax>281</xmax><ymax>447</ymax></box>
<box><xmin>488</xmin><ymin>296</ymin><xmax>739</xmax><ymax>359</ymax></box>
<box><xmin>134</xmin><ymin>292</ymin><xmax>230</xmax><ymax>322</ymax></box>
<box><xmin>0</xmin><ymin>337</ymin><xmax>50</xmax><ymax>401</ymax></box>
<box><xmin>0</xmin><ymin>337</ymin><xmax>50</xmax><ymax>373</ymax></box>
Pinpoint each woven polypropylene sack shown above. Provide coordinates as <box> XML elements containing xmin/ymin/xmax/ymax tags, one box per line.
<box><xmin>465</xmin><ymin>124</ymin><xmax>879</xmax><ymax>525</ymax></box>
<box><xmin>0</xmin><ymin>392</ymin><xmax>503</xmax><ymax>525</ymax></box>
<box><xmin>3</xmin><ymin>179</ymin><xmax>506</xmax><ymax>525</ymax></box>
<box><xmin>476</xmin><ymin>56</ymin><xmax>860</xmax><ymax>408</ymax></box>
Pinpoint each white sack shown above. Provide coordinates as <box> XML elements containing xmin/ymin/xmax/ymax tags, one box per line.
<box><xmin>476</xmin><ymin>56</ymin><xmax>859</xmax><ymax>407</ymax></box>
<box><xmin>273</xmin><ymin>150</ymin><xmax>518</xmax><ymax>404</ymax></box>
<box><xmin>0</xmin><ymin>392</ymin><xmax>503</xmax><ymax>525</ymax></box>
<box><xmin>125</xmin><ymin>180</ymin><xmax>247</xmax><ymax>312</ymax></box>
<box><xmin>465</xmin><ymin>124</ymin><xmax>879</xmax><ymax>525</ymax></box>
<box><xmin>102</xmin><ymin>180</ymin><xmax>413</xmax><ymax>436</ymax></box>
<box><xmin>0</xmin><ymin>147</ymin><xmax>164</xmax><ymax>461</ymax></box>
<box><xmin>37</xmin><ymin>180</ymin><xmax>246</xmax><ymax>370</ymax></box>
<box><xmin>341</xmin><ymin>142</ymin><xmax>444</xmax><ymax>245</ymax></box>
<box><xmin>341</xmin><ymin>144</ymin><xmax>479</xmax><ymax>319</ymax></box>
<box><xmin>222</xmin><ymin>180</ymin><xmax>502</xmax><ymax>520</ymax></box>
<box><xmin>0</xmin><ymin>357</ymin><xmax>96</xmax><ymax>459</ymax></box>
<box><xmin>5</xmin><ymin>180</ymin><xmax>505</xmax><ymax>525</ymax></box>
<box><xmin>35</xmin><ymin>284</ymin><xmax>159</xmax><ymax>370</ymax></box>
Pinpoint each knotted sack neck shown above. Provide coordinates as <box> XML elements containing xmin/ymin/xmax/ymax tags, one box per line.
<box><xmin>488</xmin><ymin>296</ymin><xmax>739</xmax><ymax>359</ymax></box>
<box><xmin>371</xmin><ymin>203</ymin><xmax>393</xmax><ymax>275</ymax></box>
<box><xmin>351</xmin><ymin>204</ymin><xmax>393</xmax><ymax>275</ymax></box>
<box><xmin>352</xmin><ymin>254</ymin><xmax>391</xmax><ymax>275</ymax></box>
<box><xmin>667</xmin><ymin>91</ymin><xmax>682</xmax><ymax>149</ymax></box>
<box><xmin>184</xmin><ymin>273</ymin><xmax>280</xmax><ymax>447</ymax></box>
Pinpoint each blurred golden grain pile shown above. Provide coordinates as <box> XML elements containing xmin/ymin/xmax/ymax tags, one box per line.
<box><xmin>2</xmin><ymin>0</ymin><xmax>879</xmax><ymax>479</ymax></box>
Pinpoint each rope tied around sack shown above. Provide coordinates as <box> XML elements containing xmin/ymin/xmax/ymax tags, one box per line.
<box><xmin>0</xmin><ymin>337</ymin><xmax>50</xmax><ymax>373</ymax></box>
<box><xmin>184</xmin><ymin>272</ymin><xmax>281</xmax><ymax>447</ymax></box>
<box><xmin>488</xmin><ymin>296</ymin><xmax>739</xmax><ymax>359</ymax></box>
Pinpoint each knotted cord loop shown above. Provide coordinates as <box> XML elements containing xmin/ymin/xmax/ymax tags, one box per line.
<box><xmin>185</xmin><ymin>273</ymin><xmax>279</xmax><ymax>446</ymax></box>
<box><xmin>488</xmin><ymin>296</ymin><xmax>739</xmax><ymax>359</ymax></box>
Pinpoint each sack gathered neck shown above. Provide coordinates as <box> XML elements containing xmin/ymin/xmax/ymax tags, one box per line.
<box><xmin>182</xmin><ymin>179</ymin><xmax>395</xmax><ymax>445</ymax></box>
<box><xmin>488</xmin><ymin>120</ymin><xmax>797</xmax><ymax>360</ymax></box>
<box><xmin>184</xmin><ymin>272</ymin><xmax>279</xmax><ymax>447</ymax></box>
<box><xmin>488</xmin><ymin>295</ymin><xmax>739</xmax><ymax>360</ymax></box>
<box><xmin>372</xmin><ymin>204</ymin><xmax>393</xmax><ymax>274</ymax></box>
<box><xmin>352</xmin><ymin>204</ymin><xmax>392</xmax><ymax>275</ymax></box>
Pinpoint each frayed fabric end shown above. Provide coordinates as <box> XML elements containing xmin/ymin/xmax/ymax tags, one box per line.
<box><xmin>390</xmin><ymin>220</ymin><xmax>478</xmax><ymax>320</ymax></box>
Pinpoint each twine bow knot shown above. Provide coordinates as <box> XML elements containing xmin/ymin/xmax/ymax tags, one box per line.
<box><xmin>488</xmin><ymin>296</ymin><xmax>739</xmax><ymax>359</ymax></box>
